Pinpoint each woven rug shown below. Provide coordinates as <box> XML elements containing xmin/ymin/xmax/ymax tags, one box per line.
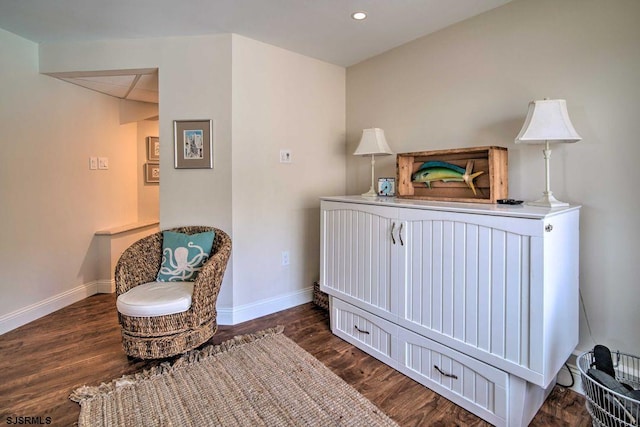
<box><xmin>70</xmin><ymin>326</ymin><xmax>398</xmax><ymax>427</ymax></box>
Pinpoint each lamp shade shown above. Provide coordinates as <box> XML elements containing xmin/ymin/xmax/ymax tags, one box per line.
<box><xmin>515</xmin><ymin>99</ymin><xmax>581</xmax><ymax>144</ymax></box>
<box><xmin>353</xmin><ymin>128</ymin><xmax>393</xmax><ymax>156</ymax></box>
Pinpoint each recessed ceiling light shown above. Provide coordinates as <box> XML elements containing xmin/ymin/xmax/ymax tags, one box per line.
<box><xmin>351</xmin><ymin>11</ymin><xmax>367</xmax><ymax>21</ymax></box>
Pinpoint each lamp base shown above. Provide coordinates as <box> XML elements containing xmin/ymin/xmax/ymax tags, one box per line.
<box><xmin>361</xmin><ymin>187</ymin><xmax>378</xmax><ymax>198</ymax></box>
<box><xmin>360</xmin><ymin>154</ymin><xmax>379</xmax><ymax>198</ymax></box>
<box><xmin>525</xmin><ymin>191</ymin><xmax>569</xmax><ymax>208</ymax></box>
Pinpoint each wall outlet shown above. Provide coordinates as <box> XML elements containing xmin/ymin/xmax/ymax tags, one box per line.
<box><xmin>281</xmin><ymin>251</ymin><xmax>290</xmax><ymax>266</ymax></box>
<box><xmin>279</xmin><ymin>149</ymin><xmax>292</xmax><ymax>163</ymax></box>
<box><xmin>89</xmin><ymin>157</ymin><xmax>98</xmax><ymax>170</ymax></box>
<box><xmin>98</xmin><ymin>157</ymin><xmax>109</xmax><ymax>170</ymax></box>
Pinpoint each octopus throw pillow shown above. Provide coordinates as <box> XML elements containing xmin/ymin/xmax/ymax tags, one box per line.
<box><xmin>157</xmin><ymin>230</ymin><xmax>215</xmax><ymax>282</ymax></box>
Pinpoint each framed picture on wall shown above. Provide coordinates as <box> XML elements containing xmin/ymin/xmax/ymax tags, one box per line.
<box><xmin>145</xmin><ymin>163</ymin><xmax>160</xmax><ymax>183</ymax></box>
<box><xmin>147</xmin><ymin>136</ymin><xmax>160</xmax><ymax>161</ymax></box>
<box><xmin>173</xmin><ymin>119</ymin><xmax>213</xmax><ymax>169</ymax></box>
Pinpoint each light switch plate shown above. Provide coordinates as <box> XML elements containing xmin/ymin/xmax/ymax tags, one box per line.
<box><xmin>280</xmin><ymin>149</ymin><xmax>292</xmax><ymax>163</ymax></box>
<box><xmin>89</xmin><ymin>157</ymin><xmax>98</xmax><ymax>170</ymax></box>
<box><xmin>98</xmin><ymin>157</ymin><xmax>109</xmax><ymax>170</ymax></box>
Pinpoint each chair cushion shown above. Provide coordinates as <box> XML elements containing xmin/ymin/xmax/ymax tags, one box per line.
<box><xmin>157</xmin><ymin>230</ymin><xmax>215</xmax><ymax>282</ymax></box>
<box><xmin>117</xmin><ymin>281</ymin><xmax>194</xmax><ymax>317</ymax></box>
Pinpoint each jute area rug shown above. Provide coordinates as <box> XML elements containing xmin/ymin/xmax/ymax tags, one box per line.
<box><xmin>70</xmin><ymin>326</ymin><xmax>398</xmax><ymax>426</ymax></box>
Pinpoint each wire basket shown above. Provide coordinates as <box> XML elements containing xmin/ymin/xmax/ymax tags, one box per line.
<box><xmin>578</xmin><ymin>350</ymin><xmax>640</xmax><ymax>427</ymax></box>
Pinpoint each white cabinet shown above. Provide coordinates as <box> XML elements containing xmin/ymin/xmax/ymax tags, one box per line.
<box><xmin>332</xmin><ymin>298</ymin><xmax>398</xmax><ymax>368</ymax></box>
<box><xmin>320</xmin><ymin>203</ymin><xmax>400</xmax><ymax>322</ymax></box>
<box><xmin>320</xmin><ymin>196</ymin><xmax>580</xmax><ymax>427</ymax></box>
<box><xmin>397</xmin><ymin>327</ymin><xmax>509</xmax><ymax>426</ymax></box>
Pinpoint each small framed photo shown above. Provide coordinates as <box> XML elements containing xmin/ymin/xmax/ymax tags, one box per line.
<box><xmin>378</xmin><ymin>177</ymin><xmax>396</xmax><ymax>196</ymax></box>
<box><xmin>145</xmin><ymin>163</ymin><xmax>160</xmax><ymax>183</ymax></box>
<box><xmin>147</xmin><ymin>136</ymin><xmax>160</xmax><ymax>161</ymax></box>
<box><xmin>174</xmin><ymin>119</ymin><xmax>213</xmax><ymax>169</ymax></box>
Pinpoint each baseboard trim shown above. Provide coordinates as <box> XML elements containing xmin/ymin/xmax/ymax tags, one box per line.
<box><xmin>96</xmin><ymin>279</ymin><xmax>115</xmax><ymax>294</ymax></box>
<box><xmin>0</xmin><ymin>282</ymin><xmax>99</xmax><ymax>335</ymax></box>
<box><xmin>217</xmin><ymin>286</ymin><xmax>313</xmax><ymax>325</ymax></box>
<box><xmin>1</xmin><ymin>283</ymin><xmax>313</xmax><ymax>334</ymax></box>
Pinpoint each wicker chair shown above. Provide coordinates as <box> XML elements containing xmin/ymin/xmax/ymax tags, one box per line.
<box><xmin>115</xmin><ymin>226</ymin><xmax>231</xmax><ymax>359</ymax></box>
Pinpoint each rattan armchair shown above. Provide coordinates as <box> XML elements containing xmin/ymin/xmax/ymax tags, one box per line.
<box><xmin>115</xmin><ymin>226</ymin><xmax>231</xmax><ymax>359</ymax></box>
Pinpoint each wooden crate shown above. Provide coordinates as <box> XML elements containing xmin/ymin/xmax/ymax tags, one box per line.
<box><xmin>396</xmin><ymin>146</ymin><xmax>508</xmax><ymax>203</ymax></box>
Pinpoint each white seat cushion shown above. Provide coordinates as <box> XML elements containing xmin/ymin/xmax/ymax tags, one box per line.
<box><xmin>116</xmin><ymin>281</ymin><xmax>194</xmax><ymax>317</ymax></box>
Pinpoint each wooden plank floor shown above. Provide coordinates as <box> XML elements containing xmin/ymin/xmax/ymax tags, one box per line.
<box><xmin>0</xmin><ymin>294</ymin><xmax>591</xmax><ymax>426</ymax></box>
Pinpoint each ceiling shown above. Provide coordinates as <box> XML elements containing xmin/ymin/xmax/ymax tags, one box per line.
<box><xmin>45</xmin><ymin>69</ymin><xmax>159</xmax><ymax>103</ymax></box>
<box><xmin>0</xmin><ymin>0</ymin><xmax>512</xmax><ymax>103</ymax></box>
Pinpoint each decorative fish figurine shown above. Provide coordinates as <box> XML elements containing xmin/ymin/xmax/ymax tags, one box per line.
<box><xmin>412</xmin><ymin>160</ymin><xmax>484</xmax><ymax>195</ymax></box>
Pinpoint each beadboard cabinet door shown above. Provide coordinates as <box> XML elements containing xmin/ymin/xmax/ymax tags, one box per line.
<box><xmin>396</xmin><ymin>206</ymin><xmax>579</xmax><ymax>388</ymax></box>
<box><xmin>320</xmin><ymin>201</ymin><xmax>401</xmax><ymax>323</ymax></box>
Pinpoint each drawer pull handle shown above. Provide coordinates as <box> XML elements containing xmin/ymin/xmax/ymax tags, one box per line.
<box><xmin>390</xmin><ymin>222</ymin><xmax>396</xmax><ymax>245</ymax></box>
<box><xmin>354</xmin><ymin>325</ymin><xmax>370</xmax><ymax>335</ymax></box>
<box><xmin>399</xmin><ymin>223</ymin><xmax>404</xmax><ymax>246</ymax></box>
<box><xmin>434</xmin><ymin>365</ymin><xmax>458</xmax><ymax>380</ymax></box>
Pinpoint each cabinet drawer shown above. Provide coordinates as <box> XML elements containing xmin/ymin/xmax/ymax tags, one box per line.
<box><xmin>331</xmin><ymin>298</ymin><xmax>397</xmax><ymax>368</ymax></box>
<box><xmin>397</xmin><ymin>328</ymin><xmax>508</xmax><ymax>426</ymax></box>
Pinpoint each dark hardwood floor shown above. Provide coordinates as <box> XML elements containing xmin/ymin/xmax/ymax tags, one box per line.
<box><xmin>0</xmin><ymin>294</ymin><xmax>591</xmax><ymax>426</ymax></box>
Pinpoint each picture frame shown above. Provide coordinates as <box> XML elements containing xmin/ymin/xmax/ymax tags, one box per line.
<box><xmin>173</xmin><ymin>119</ymin><xmax>213</xmax><ymax>169</ymax></box>
<box><xmin>145</xmin><ymin>162</ymin><xmax>160</xmax><ymax>183</ymax></box>
<box><xmin>146</xmin><ymin>136</ymin><xmax>160</xmax><ymax>161</ymax></box>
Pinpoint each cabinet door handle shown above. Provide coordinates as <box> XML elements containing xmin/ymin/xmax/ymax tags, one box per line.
<box><xmin>545</xmin><ymin>224</ymin><xmax>553</xmax><ymax>232</ymax></box>
<box><xmin>354</xmin><ymin>325</ymin><xmax>370</xmax><ymax>335</ymax></box>
<box><xmin>434</xmin><ymin>365</ymin><xmax>458</xmax><ymax>380</ymax></box>
<box><xmin>390</xmin><ymin>222</ymin><xmax>396</xmax><ymax>245</ymax></box>
<box><xmin>399</xmin><ymin>223</ymin><xmax>404</xmax><ymax>246</ymax></box>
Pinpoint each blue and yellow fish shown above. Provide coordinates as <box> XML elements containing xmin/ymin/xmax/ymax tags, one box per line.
<box><xmin>412</xmin><ymin>160</ymin><xmax>484</xmax><ymax>195</ymax></box>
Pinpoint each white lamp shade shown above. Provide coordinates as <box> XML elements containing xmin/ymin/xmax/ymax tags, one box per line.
<box><xmin>515</xmin><ymin>99</ymin><xmax>582</xmax><ymax>144</ymax></box>
<box><xmin>353</xmin><ymin>128</ymin><xmax>393</xmax><ymax>156</ymax></box>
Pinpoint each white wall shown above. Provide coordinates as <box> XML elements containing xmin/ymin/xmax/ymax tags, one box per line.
<box><xmin>37</xmin><ymin>33</ymin><xmax>346</xmax><ymax>321</ymax></box>
<box><xmin>39</xmin><ymin>34</ymin><xmax>236</xmax><ymax>307</ymax></box>
<box><xmin>118</xmin><ymin>98</ymin><xmax>160</xmax><ymax>222</ymax></box>
<box><xmin>0</xmin><ymin>28</ymin><xmax>139</xmax><ymax>328</ymax></box>
<box><xmin>346</xmin><ymin>0</ymin><xmax>640</xmax><ymax>354</ymax></box>
<box><xmin>136</xmin><ymin>119</ymin><xmax>160</xmax><ymax>221</ymax></box>
<box><xmin>231</xmin><ymin>35</ymin><xmax>345</xmax><ymax>313</ymax></box>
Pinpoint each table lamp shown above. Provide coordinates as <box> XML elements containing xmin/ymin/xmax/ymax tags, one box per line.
<box><xmin>515</xmin><ymin>99</ymin><xmax>581</xmax><ymax>207</ymax></box>
<box><xmin>353</xmin><ymin>128</ymin><xmax>393</xmax><ymax>198</ymax></box>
